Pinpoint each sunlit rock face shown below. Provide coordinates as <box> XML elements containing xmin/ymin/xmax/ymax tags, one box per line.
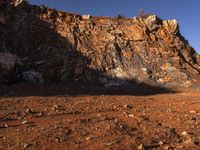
<box><xmin>0</xmin><ymin>1</ymin><xmax>199</xmax><ymax>90</ymax></box>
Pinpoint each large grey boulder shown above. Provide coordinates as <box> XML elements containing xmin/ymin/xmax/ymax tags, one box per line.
<box><xmin>0</xmin><ymin>52</ymin><xmax>22</xmax><ymax>83</ymax></box>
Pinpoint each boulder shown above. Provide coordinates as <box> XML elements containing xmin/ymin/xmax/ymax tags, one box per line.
<box><xmin>0</xmin><ymin>52</ymin><xmax>22</xmax><ymax>83</ymax></box>
<box><xmin>0</xmin><ymin>52</ymin><xmax>22</xmax><ymax>71</ymax></box>
<box><xmin>145</xmin><ymin>15</ymin><xmax>159</xmax><ymax>31</ymax></box>
<box><xmin>162</xmin><ymin>19</ymin><xmax>179</xmax><ymax>34</ymax></box>
<box><xmin>0</xmin><ymin>14</ymin><xmax>6</xmax><ymax>24</ymax></box>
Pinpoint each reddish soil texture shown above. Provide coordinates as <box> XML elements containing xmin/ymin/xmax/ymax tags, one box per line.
<box><xmin>0</xmin><ymin>84</ymin><xmax>200</xmax><ymax>150</ymax></box>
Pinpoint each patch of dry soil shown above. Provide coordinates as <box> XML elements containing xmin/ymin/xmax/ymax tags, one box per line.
<box><xmin>0</xmin><ymin>84</ymin><xmax>200</xmax><ymax>150</ymax></box>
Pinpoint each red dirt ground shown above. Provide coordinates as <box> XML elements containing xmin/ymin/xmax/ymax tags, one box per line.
<box><xmin>0</xmin><ymin>83</ymin><xmax>200</xmax><ymax>150</ymax></box>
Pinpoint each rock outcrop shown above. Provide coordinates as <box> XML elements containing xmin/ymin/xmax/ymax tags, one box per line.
<box><xmin>0</xmin><ymin>1</ymin><xmax>199</xmax><ymax>90</ymax></box>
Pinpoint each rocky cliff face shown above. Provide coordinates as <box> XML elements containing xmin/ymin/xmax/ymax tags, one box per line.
<box><xmin>0</xmin><ymin>1</ymin><xmax>199</xmax><ymax>90</ymax></box>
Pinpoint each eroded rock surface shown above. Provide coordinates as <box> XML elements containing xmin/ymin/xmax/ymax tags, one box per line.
<box><xmin>0</xmin><ymin>0</ymin><xmax>199</xmax><ymax>90</ymax></box>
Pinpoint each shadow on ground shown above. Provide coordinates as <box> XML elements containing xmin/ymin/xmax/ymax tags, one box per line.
<box><xmin>0</xmin><ymin>82</ymin><xmax>175</xmax><ymax>97</ymax></box>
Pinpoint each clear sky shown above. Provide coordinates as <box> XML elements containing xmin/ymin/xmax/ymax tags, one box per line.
<box><xmin>28</xmin><ymin>0</ymin><xmax>200</xmax><ymax>53</ymax></box>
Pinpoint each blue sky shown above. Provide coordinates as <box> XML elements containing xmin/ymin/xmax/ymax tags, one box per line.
<box><xmin>28</xmin><ymin>0</ymin><xmax>200</xmax><ymax>53</ymax></box>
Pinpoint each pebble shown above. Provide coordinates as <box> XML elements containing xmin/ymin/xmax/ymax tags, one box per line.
<box><xmin>37</xmin><ymin>112</ymin><xmax>43</xmax><ymax>117</ymax></box>
<box><xmin>137</xmin><ymin>144</ymin><xmax>145</xmax><ymax>150</ymax></box>
<box><xmin>123</xmin><ymin>112</ymin><xmax>128</xmax><ymax>115</ymax></box>
<box><xmin>189</xmin><ymin>110</ymin><xmax>196</xmax><ymax>114</ymax></box>
<box><xmin>26</xmin><ymin>108</ymin><xmax>33</xmax><ymax>114</ymax></box>
<box><xmin>124</xmin><ymin>104</ymin><xmax>133</xmax><ymax>109</ymax></box>
<box><xmin>21</xmin><ymin>120</ymin><xmax>28</xmax><ymax>124</ymax></box>
<box><xmin>52</xmin><ymin>105</ymin><xmax>60</xmax><ymax>112</ymax></box>
<box><xmin>128</xmin><ymin>114</ymin><xmax>134</xmax><ymax>117</ymax></box>
<box><xmin>23</xmin><ymin>143</ymin><xmax>29</xmax><ymax>148</ymax></box>
<box><xmin>164</xmin><ymin>145</ymin><xmax>170</xmax><ymax>150</ymax></box>
<box><xmin>4</xmin><ymin>124</ymin><xmax>8</xmax><ymax>128</ymax></box>
<box><xmin>181</xmin><ymin>131</ymin><xmax>188</xmax><ymax>136</ymax></box>
<box><xmin>55</xmin><ymin>138</ymin><xmax>59</xmax><ymax>142</ymax></box>
<box><xmin>85</xmin><ymin>137</ymin><xmax>92</xmax><ymax>140</ymax></box>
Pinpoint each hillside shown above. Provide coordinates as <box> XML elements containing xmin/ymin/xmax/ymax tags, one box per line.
<box><xmin>0</xmin><ymin>0</ymin><xmax>200</xmax><ymax>91</ymax></box>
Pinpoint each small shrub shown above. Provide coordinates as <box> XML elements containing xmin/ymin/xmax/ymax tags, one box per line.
<box><xmin>117</xmin><ymin>14</ymin><xmax>126</xmax><ymax>19</ymax></box>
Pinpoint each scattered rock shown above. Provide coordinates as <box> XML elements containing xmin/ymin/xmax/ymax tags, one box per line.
<box><xmin>4</xmin><ymin>123</ymin><xmax>8</xmax><ymax>128</ymax></box>
<box><xmin>124</xmin><ymin>104</ymin><xmax>133</xmax><ymax>109</ymax></box>
<box><xmin>52</xmin><ymin>105</ymin><xmax>60</xmax><ymax>112</ymax></box>
<box><xmin>21</xmin><ymin>120</ymin><xmax>28</xmax><ymax>124</ymax></box>
<box><xmin>85</xmin><ymin>136</ymin><xmax>93</xmax><ymax>140</ymax></box>
<box><xmin>23</xmin><ymin>143</ymin><xmax>30</xmax><ymax>149</ymax></box>
<box><xmin>26</xmin><ymin>108</ymin><xmax>34</xmax><ymax>114</ymax></box>
<box><xmin>164</xmin><ymin>145</ymin><xmax>170</xmax><ymax>150</ymax></box>
<box><xmin>189</xmin><ymin>110</ymin><xmax>196</xmax><ymax>114</ymax></box>
<box><xmin>181</xmin><ymin>131</ymin><xmax>188</xmax><ymax>136</ymax></box>
<box><xmin>37</xmin><ymin>112</ymin><xmax>43</xmax><ymax>117</ymax></box>
<box><xmin>137</xmin><ymin>144</ymin><xmax>145</xmax><ymax>150</ymax></box>
<box><xmin>128</xmin><ymin>114</ymin><xmax>134</xmax><ymax>117</ymax></box>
